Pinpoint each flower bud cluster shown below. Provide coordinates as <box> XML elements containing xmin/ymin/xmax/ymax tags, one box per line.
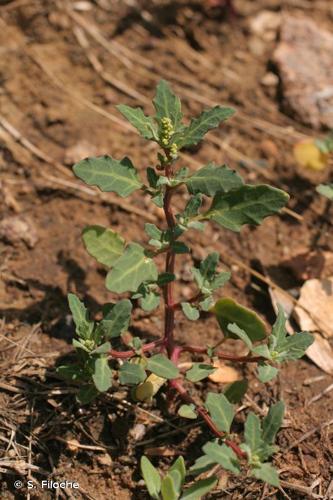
<box><xmin>160</xmin><ymin>117</ymin><xmax>174</xmax><ymax>146</ymax></box>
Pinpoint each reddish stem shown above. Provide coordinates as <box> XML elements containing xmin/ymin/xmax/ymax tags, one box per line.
<box><xmin>170</xmin><ymin>378</ymin><xmax>246</xmax><ymax>459</ymax></box>
<box><xmin>109</xmin><ymin>339</ymin><xmax>164</xmax><ymax>359</ymax></box>
<box><xmin>182</xmin><ymin>345</ymin><xmax>263</xmax><ymax>363</ymax></box>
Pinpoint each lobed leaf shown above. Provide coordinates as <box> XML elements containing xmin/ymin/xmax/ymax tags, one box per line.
<box><xmin>175</xmin><ymin>106</ymin><xmax>235</xmax><ymax>148</ymax></box>
<box><xmin>73</xmin><ymin>156</ymin><xmax>142</xmax><ymax>197</ymax></box>
<box><xmin>153</xmin><ymin>80</ymin><xmax>182</xmax><ymax>128</ymax></box>
<box><xmin>178</xmin><ymin>404</ymin><xmax>197</xmax><ymax>419</ymax></box>
<box><xmin>100</xmin><ymin>299</ymin><xmax>132</xmax><ymax>339</ymax></box>
<box><xmin>68</xmin><ymin>293</ymin><xmax>94</xmax><ymax>340</ymax></box>
<box><xmin>205</xmin><ymin>392</ymin><xmax>234</xmax><ymax>433</ymax></box>
<box><xmin>82</xmin><ymin>225</ymin><xmax>125</xmax><ymax>267</ymax></box>
<box><xmin>117</xmin><ymin>104</ymin><xmax>158</xmax><ymax>140</ymax></box>
<box><xmin>252</xmin><ymin>463</ymin><xmax>280</xmax><ymax>487</ymax></box>
<box><xmin>106</xmin><ymin>243</ymin><xmax>158</xmax><ymax>293</ymax></box>
<box><xmin>262</xmin><ymin>401</ymin><xmax>285</xmax><ymax>445</ymax></box>
<box><xmin>185</xmin><ymin>163</ymin><xmax>243</xmax><ymax>197</ymax></box>
<box><xmin>202</xmin><ymin>442</ymin><xmax>240</xmax><ymax>474</ymax></box>
<box><xmin>181</xmin><ymin>302</ymin><xmax>200</xmax><ymax>321</ymax></box>
<box><xmin>213</xmin><ymin>298</ymin><xmax>266</xmax><ymax>342</ymax></box>
<box><xmin>203</xmin><ymin>184</ymin><xmax>289</xmax><ymax>232</ymax></box>
<box><xmin>257</xmin><ymin>365</ymin><xmax>278</xmax><ymax>383</ymax></box>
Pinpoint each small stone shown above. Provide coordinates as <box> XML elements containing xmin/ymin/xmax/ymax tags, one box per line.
<box><xmin>249</xmin><ymin>10</ymin><xmax>281</xmax><ymax>41</ymax></box>
<box><xmin>0</xmin><ymin>216</ymin><xmax>38</xmax><ymax>248</ymax></box>
<box><xmin>261</xmin><ymin>72</ymin><xmax>279</xmax><ymax>87</ymax></box>
<box><xmin>129</xmin><ymin>424</ymin><xmax>146</xmax><ymax>442</ymax></box>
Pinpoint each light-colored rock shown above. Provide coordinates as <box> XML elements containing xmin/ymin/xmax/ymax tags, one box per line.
<box><xmin>249</xmin><ymin>10</ymin><xmax>281</xmax><ymax>41</ymax></box>
<box><xmin>273</xmin><ymin>16</ymin><xmax>333</xmax><ymax>129</ymax></box>
<box><xmin>0</xmin><ymin>216</ymin><xmax>38</xmax><ymax>248</ymax></box>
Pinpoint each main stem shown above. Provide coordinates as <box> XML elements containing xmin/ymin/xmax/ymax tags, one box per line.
<box><xmin>163</xmin><ymin>163</ymin><xmax>176</xmax><ymax>357</ymax></box>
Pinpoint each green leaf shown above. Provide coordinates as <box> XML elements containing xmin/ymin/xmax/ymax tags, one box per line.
<box><xmin>176</xmin><ymin>106</ymin><xmax>235</xmax><ymax>148</ymax></box>
<box><xmin>68</xmin><ymin>293</ymin><xmax>94</xmax><ymax>340</ymax></box>
<box><xmin>77</xmin><ymin>384</ymin><xmax>99</xmax><ymax>404</ymax></box>
<box><xmin>189</xmin><ymin>455</ymin><xmax>215</xmax><ymax>476</ymax></box>
<box><xmin>227</xmin><ymin>323</ymin><xmax>253</xmax><ymax>350</ymax></box>
<box><xmin>178</xmin><ymin>404</ymin><xmax>197</xmax><ymax>419</ymax></box>
<box><xmin>186</xmin><ymin>363</ymin><xmax>216</xmax><ymax>382</ymax></box>
<box><xmin>117</xmin><ymin>104</ymin><xmax>158</xmax><ymax>140</ymax></box>
<box><xmin>106</xmin><ymin>243</ymin><xmax>158</xmax><ymax>293</ymax></box>
<box><xmin>82</xmin><ymin>225</ymin><xmax>125</xmax><ymax>267</ymax></box>
<box><xmin>73</xmin><ymin>156</ymin><xmax>143</xmax><ymax>197</ymax></box>
<box><xmin>213</xmin><ymin>298</ymin><xmax>266</xmax><ymax>342</ymax></box>
<box><xmin>92</xmin><ymin>356</ymin><xmax>112</xmax><ymax>392</ymax></box>
<box><xmin>140</xmin><ymin>456</ymin><xmax>161</xmax><ymax>500</ymax></box>
<box><xmin>270</xmin><ymin>305</ymin><xmax>287</xmax><ymax>349</ymax></box>
<box><xmin>244</xmin><ymin>412</ymin><xmax>262</xmax><ymax>454</ymax></box>
<box><xmin>157</xmin><ymin>273</ymin><xmax>176</xmax><ymax>286</ymax></box>
<box><xmin>91</xmin><ymin>341</ymin><xmax>111</xmax><ymax>354</ymax></box>
<box><xmin>100</xmin><ymin>299</ymin><xmax>132</xmax><ymax>338</ymax></box>
<box><xmin>119</xmin><ymin>362</ymin><xmax>146</xmax><ymax>386</ymax></box>
<box><xmin>278</xmin><ymin>333</ymin><xmax>314</xmax><ymax>361</ymax></box>
<box><xmin>185</xmin><ymin>163</ymin><xmax>243</xmax><ymax>197</ymax></box>
<box><xmin>161</xmin><ymin>471</ymin><xmax>181</xmax><ymax>500</ymax></box>
<box><xmin>252</xmin><ymin>463</ymin><xmax>280</xmax><ymax>487</ymax></box>
<box><xmin>202</xmin><ymin>442</ymin><xmax>240</xmax><ymax>474</ymax></box>
<box><xmin>200</xmin><ymin>252</ymin><xmax>219</xmax><ymax>280</ymax></box>
<box><xmin>172</xmin><ymin>241</ymin><xmax>190</xmax><ymax>254</ymax></box>
<box><xmin>170</xmin><ymin>457</ymin><xmax>186</xmax><ymax>486</ymax></box>
<box><xmin>147</xmin><ymin>354</ymin><xmax>179</xmax><ymax>379</ymax></box>
<box><xmin>145</xmin><ymin>223</ymin><xmax>162</xmax><ymax>241</ymax></box>
<box><xmin>203</xmin><ymin>185</ymin><xmax>289</xmax><ymax>232</ymax></box>
<box><xmin>205</xmin><ymin>392</ymin><xmax>234</xmax><ymax>433</ymax></box>
<box><xmin>140</xmin><ymin>291</ymin><xmax>160</xmax><ymax>312</ymax></box>
<box><xmin>257</xmin><ymin>365</ymin><xmax>278</xmax><ymax>383</ymax></box>
<box><xmin>181</xmin><ymin>302</ymin><xmax>200</xmax><ymax>321</ymax></box>
<box><xmin>251</xmin><ymin>344</ymin><xmax>271</xmax><ymax>359</ymax></box>
<box><xmin>180</xmin><ymin>477</ymin><xmax>217</xmax><ymax>500</ymax></box>
<box><xmin>316</xmin><ymin>183</ymin><xmax>333</xmax><ymax>200</ymax></box>
<box><xmin>262</xmin><ymin>401</ymin><xmax>285</xmax><ymax>445</ymax></box>
<box><xmin>182</xmin><ymin>194</ymin><xmax>202</xmax><ymax>219</ymax></box>
<box><xmin>153</xmin><ymin>80</ymin><xmax>182</xmax><ymax>128</ymax></box>
<box><xmin>210</xmin><ymin>272</ymin><xmax>231</xmax><ymax>291</ymax></box>
<box><xmin>147</xmin><ymin>167</ymin><xmax>159</xmax><ymax>188</ymax></box>
<box><xmin>224</xmin><ymin>379</ymin><xmax>248</xmax><ymax>404</ymax></box>
<box><xmin>199</xmin><ymin>296</ymin><xmax>214</xmax><ymax>312</ymax></box>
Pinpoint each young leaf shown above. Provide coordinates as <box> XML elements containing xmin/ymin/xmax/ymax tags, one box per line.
<box><xmin>257</xmin><ymin>365</ymin><xmax>278</xmax><ymax>383</ymax></box>
<box><xmin>244</xmin><ymin>412</ymin><xmax>262</xmax><ymax>454</ymax></box>
<box><xmin>153</xmin><ymin>80</ymin><xmax>182</xmax><ymax>128</ymax></box>
<box><xmin>181</xmin><ymin>302</ymin><xmax>200</xmax><ymax>321</ymax></box>
<box><xmin>200</xmin><ymin>252</ymin><xmax>219</xmax><ymax>280</ymax></box>
<box><xmin>82</xmin><ymin>225</ymin><xmax>125</xmax><ymax>267</ymax></box>
<box><xmin>119</xmin><ymin>362</ymin><xmax>146</xmax><ymax>386</ymax></box>
<box><xmin>140</xmin><ymin>291</ymin><xmax>160</xmax><ymax>312</ymax></box>
<box><xmin>68</xmin><ymin>293</ymin><xmax>94</xmax><ymax>340</ymax></box>
<box><xmin>189</xmin><ymin>455</ymin><xmax>215</xmax><ymax>476</ymax></box>
<box><xmin>91</xmin><ymin>341</ymin><xmax>111</xmax><ymax>354</ymax></box>
<box><xmin>92</xmin><ymin>356</ymin><xmax>112</xmax><ymax>392</ymax></box>
<box><xmin>140</xmin><ymin>456</ymin><xmax>161</xmax><ymax>500</ymax></box>
<box><xmin>202</xmin><ymin>442</ymin><xmax>240</xmax><ymax>474</ymax></box>
<box><xmin>224</xmin><ymin>379</ymin><xmax>248</xmax><ymax>404</ymax></box>
<box><xmin>117</xmin><ymin>104</ymin><xmax>158</xmax><ymax>140</ymax></box>
<box><xmin>170</xmin><ymin>457</ymin><xmax>186</xmax><ymax>486</ymax></box>
<box><xmin>106</xmin><ymin>243</ymin><xmax>158</xmax><ymax>293</ymax></box>
<box><xmin>178</xmin><ymin>404</ymin><xmax>197</xmax><ymax>419</ymax></box>
<box><xmin>205</xmin><ymin>392</ymin><xmax>234</xmax><ymax>433</ymax></box>
<box><xmin>161</xmin><ymin>470</ymin><xmax>181</xmax><ymax>500</ymax></box>
<box><xmin>100</xmin><ymin>299</ymin><xmax>132</xmax><ymax>338</ymax></box>
<box><xmin>73</xmin><ymin>156</ymin><xmax>143</xmax><ymax>197</ymax></box>
<box><xmin>203</xmin><ymin>184</ymin><xmax>289</xmax><ymax>232</ymax></box>
<box><xmin>180</xmin><ymin>477</ymin><xmax>217</xmax><ymax>500</ymax></box>
<box><xmin>176</xmin><ymin>106</ymin><xmax>235</xmax><ymax>148</ymax></box>
<box><xmin>145</xmin><ymin>223</ymin><xmax>162</xmax><ymax>241</ymax></box>
<box><xmin>186</xmin><ymin>363</ymin><xmax>216</xmax><ymax>382</ymax></box>
<box><xmin>182</xmin><ymin>194</ymin><xmax>202</xmax><ymax>219</ymax></box>
<box><xmin>252</xmin><ymin>463</ymin><xmax>280</xmax><ymax>487</ymax></box>
<box><xmin>262</xmin><ymin>401</ymin><xmax>285</xmax><ymax>445</ymax></box>
<box><xmin>213</xmin><ymin>298</ymin><xmax>266</xmax><ymax>342</ymax></box>
<box><xmin>77</xmin><ymin>384</ymin><xmax>99</xmax><ymax>404</ymax></box>
<box><xmin>147</xmin><ymin>354</ymin><xmax>179</xmax><ymax>379</ymax></box>
<box><xmin>227</xmin><ymin>323</ymin><xmax>253</xmax><ymax>350</ymax></box>
<box><xmin>185</xmin><ymin>163</ymin><xmax>243</xmax><ymax>197</ymax></box>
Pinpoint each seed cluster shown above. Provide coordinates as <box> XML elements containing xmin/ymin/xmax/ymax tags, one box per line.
<box><xmin>160</xmin><ymin>117</ymin><xmax>178</xmax><ymax>159</ymax></box>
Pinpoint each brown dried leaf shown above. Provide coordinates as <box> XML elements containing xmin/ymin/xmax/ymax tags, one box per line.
<box><xmin>208</xmin><ymin>361</ymin><xmax>240</xmax><ymax>384</ymax></box>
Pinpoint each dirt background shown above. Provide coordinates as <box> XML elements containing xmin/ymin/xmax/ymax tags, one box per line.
<box><xmin>0</xmin><ymin>0</ymin><xmax>333</xmax><ymax>498</ymax></box>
